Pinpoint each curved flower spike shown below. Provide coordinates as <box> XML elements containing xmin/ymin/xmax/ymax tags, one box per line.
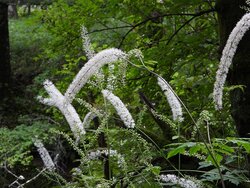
<box><xmin>65</xmin><ymin>48</ymin><xmax>127</xmax><ymax>102</ymax></box>
<box><xmin>83</xmin><ymin>112</ymin><xmax>97</xmax><ymax>129</ymax></box>
<box><xmin>157</xmin><ymin>77</ymin><xmax>183</xmax><ymax>122</ymax></box>
<box><xmin>213</xmin><ymin>13</ymin><xmax>250</xmax><ymax>110</ymax></box>
<box><xmin>34</xmin><ymin>139</ymin><xmax>55</xmax><ymax>171</ymax></box>
<box><xmin>102</xmin><ymin>89</ymin><xmax>135</xmax><ymax>128</ymax></box>
<box><xmin>38</xmin><ymin>80</ymin><xmax>86</xmax><ymax>139</ymax></box>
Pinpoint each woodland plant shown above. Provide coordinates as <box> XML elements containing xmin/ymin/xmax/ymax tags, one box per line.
<box><xmin>34</xmin><ymin>12</ymin><xmax>250</xmax><ymax>188</ymax></box>
<box><xmin>213</xmin><ymin>13</ymin><xmax>250</xmax><ymax>110</ymax></box>
<box><xmin>33</xmin><ymin>139</ymin><xmax>55</xmax><ymax>172</ymax></box>
<box><xmin>2</xmin><ymin>2</ymin><xmax>250</xmax><ymax>188</ymax></box>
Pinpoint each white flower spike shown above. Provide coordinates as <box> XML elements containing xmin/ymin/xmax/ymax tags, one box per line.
<box><xmin>38</xmin><ymin>80</ymin><xmax>86</xmax><ymax>139</ymax></box>
<box><xmin>65</xmin><ymin>48</ymin><xmax>127</xmax><ymax>102</ymax></box>
<box><xmin>83</xmin><ymin>112</ymin><xmax>97</xmax><ymax>129</ymax></box>
<box><xmin>34</xmin><ymin>139</ymin><xmax>55</xmax><ymax>171</ymax></box>
<box><xmin>102</xmin><ymin>89</ymin><xmax>135</xmax><ymax>128</ymax></box>
<box><xmin>157</xmin><ymin>77</ymin><xmax>183</xmax><ymax>122</ymax></box>
<box><xmin>213</xmin><ymin>13</ymin><xmax>250</xmax><ymax>110</ymax></box>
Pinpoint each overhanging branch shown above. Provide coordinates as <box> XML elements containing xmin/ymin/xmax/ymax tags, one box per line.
<box><xmin>116</xmin><ymin>8</ymin><xmax>216</xmax><ymax>48</ymax></box>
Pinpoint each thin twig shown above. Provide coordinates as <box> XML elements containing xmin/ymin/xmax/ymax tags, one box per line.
<box><xmin>3</xmin><ymin>165</ymin><xmax>20</xmax><ymax>179</ymax></box>
<box><xmin>166</xmin><ymin>9</ymin><xmax>215</xmax><ymax>45</ymax></box>
<box><xmin>118</xmin><ymin>9</ymin><xmax>215</xmax><ymax>48</ymax></box>
<box><xmin>17</xmin><ymin>168</ymin><xmax>47</xmax><ymax>188</ymax></box>
<box><xmin>88</xmin><ymin>25</ymin><xmax>132</xmax><ymax>34</ymax></box>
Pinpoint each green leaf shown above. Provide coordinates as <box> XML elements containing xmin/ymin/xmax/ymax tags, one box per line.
<box><xmin>151</xmin><ymin>166</ymin><xmax>161</xmax><ymax>176</ymax></box>
<box><xmin>172</xmin><ymin>135</ymin><xmax>179</xmax><ymax>140</ymax></box>
<box><xmin>167</xmin><ymin>145</ymin><xmax>186</xmax><ymax>158</ymax></box>
<box><xmin>206</xmin><ymin>153</ymin><xmax>223</xmax><ymax>166</ymax></box>
<box><xmin>189</xmin><ymin>143</ymin><xmax>203</xmax><ymax>155</ymax></box>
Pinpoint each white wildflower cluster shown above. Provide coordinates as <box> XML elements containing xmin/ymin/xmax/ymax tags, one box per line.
<box><xmin>65</xmin><ymin>48</ymin><xmax>127</xmax><ymax>102</ymax></box>
<box><xmin>34</xmin><ymin>139</ymin><xmax>55</xmax><ymax>171</ymax></box>
<box><xmin>38</xmin><ymin>50</ymin><xmax>127</xmax><ymax>139</ymax></box>
<box><xmin>81</xmin><ymin>26</ymin><xmax>95</xmax><ymax>59</ymax></box>
<box><xmin>102</xmin><ymin>89</ymin><xmax>135</xmax><ymax>128</ymax></box>
<box><xmin>88</xmin><ymin>149</ymin><xmax>117</xmax><ymax>160</ymax></box>
<box><xmin>38</xmin><ymin>80</ymin><xmax>85</xmax><ymax>139</ymax></box>
<box><xmin>160</xmin><ymin>174</ymin><xmax>202</xmax><ymax>188</ymax></box>
<box><xmin>213</xmin><ymin>13</ymin><xmax>250</xmax><ymax>110</ymax></box>
<box><xmin>157</xmin><ymin>77</ymin><xmax>183</xmax><ymax>122</ymax></box>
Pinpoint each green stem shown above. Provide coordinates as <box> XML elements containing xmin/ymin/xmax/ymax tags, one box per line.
<box><xmin>127</xmin><ymin>58</ymin><xmax>226</xmax><ymax>188</ymax></box>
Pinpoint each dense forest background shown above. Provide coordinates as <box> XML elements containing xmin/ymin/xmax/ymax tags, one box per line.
<box><xmin>1</xmin><ymin>0</ymin><xmax>250</xmax><ymax>187</ymax></box>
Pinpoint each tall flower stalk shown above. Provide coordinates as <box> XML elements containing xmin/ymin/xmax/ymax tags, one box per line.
<box><xmin>65</xmin><ymin>48</ymin><xmax>127</xmax><ymax>102</ymax></box>
<box><xmin>34</xmin><ymin>139</ymin><xmax>55</xmax><ymax>171</ymax></box>
<box><xmin>83</xmin><ymin>112</ymin><xmax>97</xmax><ymax>128</ymax></box>
<box><xmin>38</xmin><ymin>24</ymin><xmax>129</xmax><ymax>141</ymax></box>
<box><xmin>38</xmin><ymin>80</ymin><xmax>86</xmax><ymax>139</ymax></box>
<box><xmin>38</xmin><ymin>46</ymin><xmax>127</xmax><ymax>139</ymax></box>
<box><xmin>157</xmin><ymin>77</ymin><xmax>183</xmax><ymax>122</ymax></box>
<box><xmin>102</xmin><ymin>89</ymin><xmax>135</xmax><ymax>128</ymax></box>
<box><xmin>213</xmin><ymin>13</ymin><xmax>250</xmax><ymax>110</ymax></box>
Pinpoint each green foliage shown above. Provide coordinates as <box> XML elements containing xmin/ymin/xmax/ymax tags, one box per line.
<box><xmin>47</xmin><ymin>127</ymin><xmax>157</xmax><ymax>187</ymax></box>
<box><xmin>0</xmin><ymin>121</ymin><xmax>54</xmax><ymax>167</ymax></box>
<box><xmin>9</xmin><ymin>15</ymin><xmax>51</xmax><ymax>79</ymax></box>
<box><xmin>39</xmin><ymin>0</ymin><xmax>224</xmax><ymax>132</ymax></box>
<box><xmin>166</xmin><ymin>137</ymin><xmax>250</xmax><ymax>186</ymax></box>
<box><xmin>4</xmin><ymin>0</ymin><xmax>249</xmax><ymax>187</ymax></box>
<box><xmin>8</xmin><ymin>14</ymin><xmax>54</xmax><ymax>120</ymax></box>
<box><xmin>35</xmin><ymin>1</ymin><xmax>241</xmax><ymax>187</ymax></box>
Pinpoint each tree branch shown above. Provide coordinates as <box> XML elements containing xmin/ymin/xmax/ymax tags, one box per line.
<box><xmin>118</xmin><ymin>9</ymin><xmax>216</xmax><ymax>48</ymax></box>
<box><xmin>166</xmin><ymin>9</ymin><xmax>215</xmax><ymax>45</ymax></box>
<box><xmin>17</xmin><ymin>168</ymin><xmax>47</xmax><ymax>188</ymax></box>
<box><xmin>88</xmin><ymin>25</ymin><xmax>132</xmax><ymax>34</ymax></box>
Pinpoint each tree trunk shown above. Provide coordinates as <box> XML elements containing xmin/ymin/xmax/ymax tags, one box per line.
<box><xmin>0</xmin><ymin>3</ymin><xmax>11</xmax><ymax>102</ymax></box>
<box><xmin>8</xmin><ymin>4</ymin><xmax>18</xmax><ymax>19</ymax></box>
<box><xmin>216</xmin><ymin>0</ymin><xmax>250</xmax><ymax>138</ymax></box>
<box><xmin>27</xmin><ymin>4</ymin><xmax>31</xmax><ymax>15</ymax></box>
